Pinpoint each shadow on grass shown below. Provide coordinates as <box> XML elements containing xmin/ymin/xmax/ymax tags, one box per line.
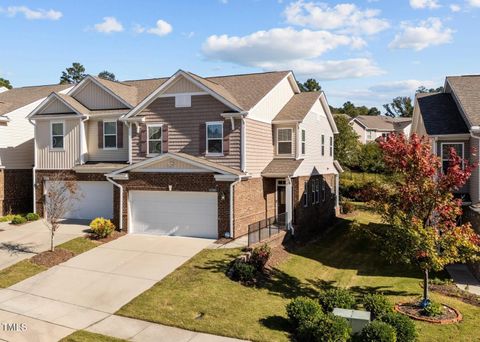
<box><xmin>0</xmin><ymin>242</ymin><xmax>37</xmax><ymax>255</ymax></box>
<box><xmin>260</xmin><ymin>315</ymin><xmax>292</xmax><ymax>335</ymax></box>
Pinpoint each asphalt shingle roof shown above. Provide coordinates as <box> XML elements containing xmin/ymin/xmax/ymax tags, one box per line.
<box><xmin>446</xmin><ymin>75</ymin><xmax>480</xmax><ymax>126</ymax></box>
<box><xmin>354</xmin><ymin>115</ymin><xmax>412</xmax><ymax>130</ymax></box>
<box><xmin>262</xmin><ymin>159</ymin><xmax>303</xmax><ymax>177</ymax></box>
<box><xmin>273</xmin><ymin>92</ymin><xmax>320</xmax><ymax>122</ymax></box>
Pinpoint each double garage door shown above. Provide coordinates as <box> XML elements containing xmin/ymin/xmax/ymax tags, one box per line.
<box><xmin>129</xmin><ymin>190</ymin><xmax>218</xmax><ymax>239</ymax></box>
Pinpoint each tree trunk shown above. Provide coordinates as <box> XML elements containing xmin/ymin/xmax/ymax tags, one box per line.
<box><xmin>51</xmin><ymin>231</ymin><xmax>55</xmax><ymax>252</ymax></box>
<box><xmin>421</xmin><ymin>268</ymin><xmax>429</xmax><ymax>307</ymax></box>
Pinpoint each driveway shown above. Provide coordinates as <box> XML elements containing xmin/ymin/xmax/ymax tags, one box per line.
<box><xmin>0</xmin><ymin>219</ymin><xmax>88</xmax><ymax>271</ymax></box>
<box><xmin>0</xmin><ymin>235</ymin><xmax>213</xmax><ymax>341</ymax></box>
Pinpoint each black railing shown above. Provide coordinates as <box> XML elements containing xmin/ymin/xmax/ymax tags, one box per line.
<box><xmin>247</xmin><ymin>212</ymin><xmax>287</xmax><ymax>246</ymax></box>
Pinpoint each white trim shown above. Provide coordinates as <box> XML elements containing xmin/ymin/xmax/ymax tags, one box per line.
<box><xmin>103</xmin><ymin>119</ymin><xmax>118</xmax><ymax>150</ymax></box>
<box><xmin>241</xmin><ymin>118</ymin><xmax>246</xmax><ymax>172</ymax></box>
<box><xmin>276</xmin><ymin>127</ymin><xmax>293</xmax><ymax>155</ymax></box>
<box><xmin>146</xmin><ymin>123</ymin><xmax>163</xmax><ymax>155</ymax></box>
<box><xmin>319</xmin><ymin>93</ymin><xmax>338</xmax><ymax>134</ymax></box>
<box><xmin>50</xmin><ymin>120</ymin><xmax>65</xmax><ymax>151</ymax></box>
<box><xmin>158</xmin><ymin>91</ymin><xmax>207</xmax><ymax>98</ymax></box>
<box><xmin>28</xmin><ymin>114</ymin><xmax>88</xmax><ymax>120</ymax></box>
<box><xmin>28</xmin><ymin>92</ymin><xmax>83</xmax><ymax>119</ymax></box>
<box><xmin>429</xmin><ymin>134</ymin><xmax>471</xmax><ymax>139</ymax></box>
<box><xmin>206</xmin><ymin>121</ymin><xmax>224</xmax><ymax>156</ymax></box>
<box><xmin>106</xmin><ymin>177</ymin><xmax>123</xmax><ymax>231</ymax></box>
<box><xmin>300</xmin><ymin>128</ymin><xmax>306</xmax><ymax>156</ymax></box>
<box><xmin>276</xmin><ymin>179</ymin><xmax>287</xmax><ymax>216</ymax></box>
<box><xmin>132</xmin><ymin>168</ymin><xmax>207</xmax><ymax>173</ymax></box>
<box><xmin>68</xmin><ymin>76</ymin><xmax>132</xmax><ymax>109</ymax></box>
<box><xmin>128</xmin><ymin>123</ymin><xmax>132</xmax><ymax>164</ymax></box>
<box><xmin>440</xmin><ymin>142</ymin><xmax>465</xmax><ymax>172</ymax></box>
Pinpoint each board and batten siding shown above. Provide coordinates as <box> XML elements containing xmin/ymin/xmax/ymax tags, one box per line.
<box><xmin>74</xmin><ymin>81</ymin><xmax>127</xmax><ymax>110</ymax></box>
<box><xmin>86</xmin><ymin>120</ymin><xmax>128</xmax><ymax>162</ymax></box>
<box><xmin>40</xmin><ymin>98</ymin><xmax>75</xmax><ymax>115</ymax></box>
<box><xmin>164</xmin><ymin>76</ymin><xmax>204</xmax><ymax>94</ymax></box>
<box><xmin>245</xmin><ymin>118</ymin><xmax>273</xmax><ymax>176</ymax></box>
<box><xmin>36</xmin><ymin>119</ymin><xmax>80</xmax><ymax>169</ymax></box>
<box><xmin>273</xmin><ymin>123</ymin><xmax>297</xmax><ymax>158</ymax></box>
<box><xmin>131</xmin><ymin>95</ymin><xmax>241</xmax><ymax>170</ymax></box>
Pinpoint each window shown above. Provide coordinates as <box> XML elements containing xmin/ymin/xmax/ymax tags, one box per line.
<box><xmin>51</xmin><ymin>122</ymin><xmax>64</xmax><ymax>149</ymax></box>
<box><xmin>206</xmin><ymin>122</ymin><xmax>223</xmax><ymax>155</ymax></box>
<box><xmin>103</xmin><ymin>121</ymin><xmax>117</xmax><ymax>149</ymax></box>
<box><xmin>322</xmin><ymin>178</ymin><xmax>326</xmax><ymax>201</ymax></box>
<box><xmin>329</xmin><ymin>136</ymin><xmax>333</xmax><ymax>157</ymax></box>
<box><xmin>277</xmin><ymin>128</ymin><xmax>293</xmax><ymax>155</ymax></box>
<box><xmin>175</xmin><ymin>94</ymin><xmax>191</xmax><ymax>108</ymax></box>
<box><xmin>321</xmin><ymin>134</ymin><xmax>325</xmax><ymax>156</ymax></box>
<box><xmin>301</xmin><ymin>129</ymin><xmax>306</xmax><ymax>155</ymax></box>
<box><xmin>148</xmin><ymin>125</ymin><xmax>163</xmax><ymax>154</ymax></box>
<box><xmin>441</xmin><ymin>143</ymin><xmax>464</xmax><ymax>173</ymax></box>
<box><xmin>316</xmin><ymin>179</ymin><xmax>320</xmax><ymax>204</ymax></box>
<box><xmin>367</xmin><ymin>130</ymin><xmax>374</xmax><ymax>140</ymax></box>
<box><xmin>303</xmin><ymin>181</ymin><xmax>308</xmax><ymax>207</ymax></box>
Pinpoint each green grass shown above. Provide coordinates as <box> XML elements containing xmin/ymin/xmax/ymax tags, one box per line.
<box><xmin>117</xmin><ymin>210</ymin><xmax>480</xmax><ymax>342</ymax></box>
<box><xmin>58</xmin><ymin>237</ymin><xmax>98</xmax><ymax>255</ymax></box>
<box><xmin>340</xmin><ymin>171</ymin><xmax>393</xmax><ymax>183</ymax></box>
<box><xmin>0</xmin><ymin>260</ymin><xmax>46</xmax><ymax>288</ymax></box>
<box><xmin>59</xmin><ymin>331</ymin><xmax>127</xmax><ymax>342</ymax></box>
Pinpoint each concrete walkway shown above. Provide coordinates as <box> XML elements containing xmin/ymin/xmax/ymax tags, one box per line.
<box><xmin>0</xmin><ymin>235</ymin><xmax>215</xmax><ymax>341</ymax></box>
<box><xmin>446</xmin><ymin>264</ymin><xmax>480</xmax><ymax>295</ymax></box>
<box><xmin>0</xmin><ymin>219</ymin><xmax>88</xmax><ymax>271</ymax></box>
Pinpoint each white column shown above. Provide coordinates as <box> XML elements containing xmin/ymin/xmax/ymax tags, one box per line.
<box><xmin>286</xmin><ymin>177</ymin><xmax>293</xmax><ymax>229</ymax></box>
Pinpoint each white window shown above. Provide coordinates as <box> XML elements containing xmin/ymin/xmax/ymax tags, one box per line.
<box><xmin>329</xmin><ymin>136</ymin><xmax>333</xmax><ymax>157</ymax></box>
<box><xmin>321</xmin><ymin>134</ymin><xmax>325</xmax><ymax>156</ymax></box>
<box><xmin>51</xmin><ymin>122</ymin><xmax>64</xmax><ymax>149</ymax></box>
<box><xmin>301</xmin><ymin>129</ymin><xmax>306</xmax><ymax>155</ymax></box>
<box><xmin>277</xmin><ymin>128</ymin><xmax>293</xmax><ymax>155</ymax></box>
<box><xmin>303</xmin><ymin>181</ymin><xmax>308</xmax><ymax>207</ymax></box>
<box><xmin>206</xmin><ymin>122</ymin><xmax>223</xmax><ymax>155</ymax></box>
<box><xmin>175</xmin><ymin>94</ymin><xmax>191</xmax><ymax>108</ymax></box>
<box><xmin>103</xmin><ymin>120</ymin><xmax>117</xmax><ymax>149</ymax></box>
<box><xmin>441</xmin><ymin>142</ymin><xmax>464</xmax><ymax>173</ymax></box>
<box><xmin>322</xmin><ymin>178</ymin><xmax>326</xmax><ymax>201</ymax></box>
<box><xmin>148</xmin><ymin>124</ymin><xmax>163</xmax><ymax>154</ymax></box>
<box><xmin>367</xmin><ymin>130</ymin><xmax>374</xmax><ymax>140</ymax></box>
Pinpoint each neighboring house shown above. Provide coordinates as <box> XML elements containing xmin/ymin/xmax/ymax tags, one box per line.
<box><xmin>0</xmin><ymin>84</ymin><xmax>71</xmax><ymax>215</ymax></box>
<box><xmin>28</xmin><ymin>70</ymin><xmax>341</xmax><ymax>240</ymax></box>
<box><xmin>350</xmin><ymin>115</ymin><xmax>412</xmax><ymax>144</ymax></box>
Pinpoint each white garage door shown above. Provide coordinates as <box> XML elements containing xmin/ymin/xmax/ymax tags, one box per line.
<box><xmin>129</xmin><ymin>191</ymin><xmax>218</xmax><ymax>238</ymax></box>
<box><xmin>45</xmin><ymin>181</ymin><xmax>113</xmax><ymax>220</ymax></box>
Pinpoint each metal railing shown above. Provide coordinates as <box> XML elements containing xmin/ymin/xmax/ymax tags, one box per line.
<box><xmin>247</xmin><ymin>212</ymin><xmax>287</xmax><ymax>246</ymax></box>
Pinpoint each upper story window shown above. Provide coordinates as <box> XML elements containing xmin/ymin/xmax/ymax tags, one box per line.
<box><xmin>441</xmin><ymin>142</ymin><xmax>464</xmax><ymax>173</ymax></box>
<box><xmin>206</xmin><ymin>122</ymin><xmax>223</xmax><ymax>155</ymax></box>
<box><xmin>278</xmin><ymin>128</ymin><xmax>293</xmax><ymax>155</ymax></box>
<box><xmin>148</xmin><ymin>124</ymin><xmax>163</xmax><ymax>154</ymax></box>
<box><xmin>103</xmin><ymin>120</ymin><xmax>117</xmax><ymax>149</ymax></box>
<box><xmin>51</xmin><ymin>122</ymin><xmax>64</xmax><ymax>149</ymax></box>
<box><xmin>329</xmin><ymin>136</ymin><xmax>333</xmax><ymax>157</ymax></box>
<box><xmin>321</xmin><ymin>134</ymin><xmax>325</xmax><ymax>156</ymax></box>
<box><xmin>301</xmin><ymin>129</ymin><xmax>306</xmax><ymax>155</ymax></box>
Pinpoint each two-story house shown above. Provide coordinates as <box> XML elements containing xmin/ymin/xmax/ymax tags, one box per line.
<box><xmin>28</xmin><ymin>70</ymin><xmax>340</xmax><ymax>240</ymax></box>
<box><xmin>350</xmin><ymin>115</ymin><xmax>412</xmax><ymax>144</ymax></box>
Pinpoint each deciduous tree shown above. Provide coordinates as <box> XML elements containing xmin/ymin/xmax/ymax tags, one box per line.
<box><xmin>333</xmin><ymin>115</ymin><xmax>360</xmax><ymax>169</ymax></box>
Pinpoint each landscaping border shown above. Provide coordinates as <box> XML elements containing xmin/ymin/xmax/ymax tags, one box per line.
<box><xmin>395</xmin><ymin>303</ymin><xmax>463</xmax><ymax>324</ymax></box>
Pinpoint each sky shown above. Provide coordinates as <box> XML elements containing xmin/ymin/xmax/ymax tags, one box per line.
<box><xmin>0</xmin><ymin>0</ymin><xmax>479</xmax><ymax>110</ymax></box>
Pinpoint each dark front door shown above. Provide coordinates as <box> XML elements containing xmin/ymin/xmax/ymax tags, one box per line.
<box><xmin>277</xmin><ymin>184</ymin><xmax>286</xmax><ymax>215</ymax></box>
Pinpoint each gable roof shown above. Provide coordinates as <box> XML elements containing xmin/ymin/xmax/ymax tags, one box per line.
<box><xmin>0</xmin><ymin>83</ymin><xmax>71</xmax><ymax>115</ymax></box>
<box><xmin>446</xmin><ymin>75</ymin><xmax>480</xmax><ymax>126</ymax></box>
<box><xmin>416</xmin><ymin>92</ymin><xmax>469</xmax><ymax>135</ymax></box>
<box><xmin>353</xmin><ymin>115</ymin><xmax>412</xmax><ymax>131</ymax></box>
<box><xmin>262</xmin><ymin>158</ymin><xmax>303</xmax><ymax>177</ymax></box>
<box><xmin>28</xmin><ymin>92</ymin><xmax>87</xmax><ymax>118</ymax></box>
<box><xmin>273</xmin><ymin>92</ymin><xmax>321</xmax><ymax>122</ymax></box>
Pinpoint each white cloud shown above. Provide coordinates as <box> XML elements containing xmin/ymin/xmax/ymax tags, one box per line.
<box><xmin>94</xmin><ymin>17</ymin><xmax>124</xmax><ymax>33</ymax></box>
<box><xmin>450</xmin><ymin>4</ymin><xmax>461</xmax><ymax>11</ymax></box>
<box><xmin>409</xmin><ymin>0</ymin><xmax>440</xmax><ymax>9</ymax></box>
<box><xmin>369</xmin><ymin>79</ymin><xmax>437</xmax><ymax>93</ymax></box>
<box><xmin>133</xmin><ymin>24</ymin><xmax>145</xmax><ymax>34</ymax></box>
<box><xmin>468</xmin><ymin>0</ymin><xmax>480</xmax><ymax>7</ymax></box>
<box><xmin>1</xmin><ymin>6</ymin><xmax>62</xmax><ymax>20</ymax></box>
<box><xmin>146</xmin><ymin>19</ymin><xmax>172</xmax><ymax>36</ymax></box>
<box><xmin>389</xmin><ymin>18</ymin><xmax>453</xmax><ymax>51</ymax></box>
<box><xmin>284</xmin><ymin>1</ymin><xmax>389</xmax><ymax>35</ymax></box>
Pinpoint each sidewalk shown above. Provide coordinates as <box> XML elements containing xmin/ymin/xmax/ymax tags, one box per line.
<box><xmin>446</xmin><ymin>264</ymin><xmax>480</xmax><ymax>296</ymax></box>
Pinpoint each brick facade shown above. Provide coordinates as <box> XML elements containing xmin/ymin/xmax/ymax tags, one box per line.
<box><xmin>1</xmin><ymin>169</ymin><xmax>33</xmax><ymax>215</ymax></box>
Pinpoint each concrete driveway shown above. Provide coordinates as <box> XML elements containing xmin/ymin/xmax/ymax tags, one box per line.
<box><xmin>0</xmin><ymin>219</ymin><xmax>88</xmax><ymax>271</ymax></box>
<box><xmin>0</xmin><ymin>235</ymin><xmax>213</xmax><ymax>341</ymax></box>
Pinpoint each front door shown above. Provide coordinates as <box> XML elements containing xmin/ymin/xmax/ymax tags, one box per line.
<box><xmin>277</xmin><ymin>182</ymin><xmax>286</xmax><ymax>215</ymax></box>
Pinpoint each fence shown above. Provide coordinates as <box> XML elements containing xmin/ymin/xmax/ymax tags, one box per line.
<box><xmin>247</xmin><ymin>212</ymin><xmax>287</xmax><ymax>246</ymax></box>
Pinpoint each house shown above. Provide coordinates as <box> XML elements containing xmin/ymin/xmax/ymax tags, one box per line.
<box><xmin>350</xmin><ymin>115</ymin><xmax>412</xmax><ymax>144</ymax></box>
<box><xmin>28</xmin><ymin>70</ymin><xmax>341</xmax><ymax>240</ymax></box>
<box><xmin>0</xmin><ymin>84</ymin><xmax>71</xmax><ymax>215</ymax></box>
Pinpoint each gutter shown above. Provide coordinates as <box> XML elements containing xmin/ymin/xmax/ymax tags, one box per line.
<box><xmin>241</xmin><ymin>117</ymin><xmax>246</xmax><ymax>172</ymax></box>
<box><xmin>29</xmin><ymin>118</ymin><xmax>37</xmax><ymax>213</ymax></box>
<box><xmin>105</xmin><ymin>176</ymin><xmax>124</xmax><ymax>231</ymax></box>
<box><xmin>229</xmin><ymin>175</ymin><xmax>249</xmax><ymax>239</ymax></box>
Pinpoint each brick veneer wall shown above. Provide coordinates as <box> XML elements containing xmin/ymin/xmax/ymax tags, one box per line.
<box><xmin>463</xmin><ymin>206</ymin><xmax>480</xmax><ymax>280</ymax></box>
<box><xmin>1</xmin><ymin>169</ymin><xmax>33</xmax><ymax>215</ymax></box>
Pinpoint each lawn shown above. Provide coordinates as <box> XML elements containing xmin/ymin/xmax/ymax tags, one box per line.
<box><xmin>117</xmin><ymin>210</ymin><xmax>480</xmax><ymax>342</ymax></box>
<box><xmin>60</xmin><ymin>331</ymin><xmax>126</xmax><ymax>342</ymax></box>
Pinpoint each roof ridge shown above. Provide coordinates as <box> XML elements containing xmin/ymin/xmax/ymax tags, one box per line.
<box><xmin>206</xmin><ymin>70</ymin><xmax>291</xmax><ymax>79</ymax></box>
<box><xmin>10</xmin><ymin>83</ymin><xmax>70</xmax><ymax>89</ymax></box>
<box><xmin>93</xmin><ymin>76</ymin><xmax>133</xmax><ymax>87</ymax></box>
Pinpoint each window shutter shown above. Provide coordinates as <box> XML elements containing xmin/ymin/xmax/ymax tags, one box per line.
<box><xmin>98</xmin><ymin>121</ymin><xmax>103</xmax><ymax>149</ymax></box>
<box><xmin>199</xmin><ymin>123</ymin><xmax>206</xmax><ymax>155</ymax></box>
<box><xmin>162</xmin><ymin>124</ymin><xmax>169</xmax><ymax>153</ymax></box>
<box><xmin>117</xmin><ymin>121</ymin><xmax>123</xmax><ymax>148</ymax></box>
<box><xmin>140</xmin><ymin>124</ymin><xmax>147</xmax><ymax>155</ymax></box>
<box><xmin>223</xmin><ymin>132</ymin><xmax>230</xmax><ymax>156</ymax></box>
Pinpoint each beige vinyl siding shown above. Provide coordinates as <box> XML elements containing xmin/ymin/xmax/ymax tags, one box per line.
<box><xmin>36</xmin><ymin>119</ymin><xmax>80</xmax><ymax>169</ymax></box>
<box><xmin>469</xmin><ymin>136</ymin><xmax>480</xmax><ymax>203</ymax></box>
<box><xmin>164</xmin><ymin>76</ymin><xmax>204</xmax><ymax>94</ymax></box>
<box><xmin>86</xmin><ymin>120</ymin><xmax>128</xmax><ymax>162</ymax></box>
<box><xmin>351</xmin><ymin>120</ymin><xmax>366</xmax><ymax>144</ymax></box>
<box><xmin>245</xmin><ymin>118</ymin><xmax>273</xmax><ymax>176</ymax></box>
<box><xmin>40</xmin><ymin>98</ymin><xmax>75</xmax><ymax>114</ymax></box>
<box><xmin>273</xmin><ymin>124</ymin><xmax>296</xmax><ymax>158</ymax></box>
<box><xmin>132</xmin><ymin>95</ymin><xmax>241</xmax><ymax>170</ymax></box>
<box><xmin>74</xmin><ymin>82</ymin><xmax>127</xmax><ymax>110</ymax></box>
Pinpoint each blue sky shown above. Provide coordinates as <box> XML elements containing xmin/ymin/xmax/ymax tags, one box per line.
<box><xmin>0</xmin><ymin>0</ymin><xmax>479</xmax><ymax>110</ymax></box>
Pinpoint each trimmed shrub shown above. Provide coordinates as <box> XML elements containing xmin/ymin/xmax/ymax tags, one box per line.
<box><xmin>319</xmin><ymin>288</ymin><xmax>356</xmax><ymax>312</ymax></box>
<box><xmin>250</xmin><ymin>244</ymin><xmax>271</xmax><ymax>271</ymax></box>
<box><xmin>297</xmin><ymin>312</ymin><xmax>351</xmax><ymax>342</ymax></box>
<box><xmin>0</xmin><ymin>214</ymin><xmax>16</xmax><ymax>223</ymax></box>
<box><xmin>341</xmin><ymin>201</ymin><xmax>355</xmax><ymax>214</ymax></box>
<box><xmin>89</xmin><ymin>217</ymin><xmax>115</xmax><ymax>238</ymax></box>
<box><xmin>25</xmin><ymin>213</ymin><xmax>40</xmax><ymax>221</ymax></box>
<box><xmin>358</xmin><ymin>321</ymin><xmax>397</xmax><ymax>342</ymax></box>
<box><xmin>422</xmin><ymin>301</ymin><xmax>443</xmax><ymax>317</ymax></box>
<box><xmin>381</xmin><ymin>312</ymin><xmax>416</xmax><ymax>342</ymax></box>
<box><xmin>229</xmin><ymin>260</ymin><xmax>256</xmax><ymax>283</ymax></box>
<box><xmin>364</xmin><ymin>293</ymin><xmax>392</xmax><ymax>319</ymax></box>
<box><xmin>286</xmin><ymin>297</ymin><xmax>323</xmax><ymax>329</ymax></box>
<box><xmin>11</xmin><ymin>215</ymin><xmax>27</xmax><ymax>225</ymax></box>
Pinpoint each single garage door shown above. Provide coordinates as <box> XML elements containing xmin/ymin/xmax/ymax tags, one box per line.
<box><xmin>45</xmin><ymin>181</ymin><xmax>113</xmax><ymax>220</ymax></box>
<box><xmin>129</xmin><ymin>190</ymin><xmax>218</xmax><ymax>238</ymax></box>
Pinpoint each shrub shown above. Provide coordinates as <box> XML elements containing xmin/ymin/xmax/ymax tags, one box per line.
<box><xmin>250</xmin><ymin>244</ymin><xmax>271</xmax><ymax>271</ymax></box>
<box><xmin>229</xmin><ymin>260</ymin><xmax>256</xmax><ymax>283</ymax></box>
<box><xmin>25</xmin><ymin>213</ymin><xmax>40</xmax><ymax>221</ymax></box>
<box><xmin>364</xmin><ymin>293</ymin><xmax>392</xmax><ymax>319</ymax></box>
<box><xmin>286</xmin><ymin>297</ymin><xmax>323</xmax><ymax>329</ymax></box>
<box><xmin>421</xmin><ymin>301</ymin><xmax>443</xmax><ymax>317</ymax></box>
<box><xmin>11</xmin><ymin>215</ymin><xmax>27</xmax><ymax>225</ymax></box>
<box><xmin>89</xmin><ymin>217</ymin><xmax>115</xmax><ymax>238</ymax></box>
<box><xmin>318</xmin><ymin>288</ymin><xmax>356</xmax><ymax>312</ymax></box>
<box><xmin>341</xmin><ymin>201</ymin><xmax>355</xmax><ymax>214</ymax></box>
<box><xmin>0</xmin><ymin>214</ymin><xmax>16</xmax><ymax>223</ymax></box>
<box><xmin>381</xmin><ymin>313</ymin><xmax>416</xmax><ymax>342</ymax></box>
<box><xmin>297</xmin><ymin>312</ymin><xmax>351</xmax><ymax>342</ymax></box>
<box><xmin>358</xmin><ymin>321</ymin><xmax>397</xmax><ymax>342</ymax></box>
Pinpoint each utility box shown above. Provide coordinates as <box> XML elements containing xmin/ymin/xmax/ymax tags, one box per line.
<box><xmin>333</xmin><ymin>308</ymin><xmax>371</xmax><ymax>333</ymax></box>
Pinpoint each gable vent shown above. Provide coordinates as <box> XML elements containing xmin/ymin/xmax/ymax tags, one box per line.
<box><xmin>175</xmin><ymin>94</ymin><xmax>191</xmax><ymax>108</ymax></box>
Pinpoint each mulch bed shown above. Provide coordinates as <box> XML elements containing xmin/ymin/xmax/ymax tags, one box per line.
<box><xmin>430</xmin><ymin>283</ymin><xmax>480</xmax><ymax>307</ymax></box>
<box><xmin>31</xmin><ymin>248</ymin><xmax>75</xmax><ymax>268</ymax></box>
<box><xmin>266</xmin><ymin>244</ymin><xmax>291</xmax><ymax>268</ymax></box>
<box><xmin>395</xmin><ymin>302</ymin><xmax>462</xmax><ymax>324</ymax></box>
<box><xmin>87</xmin><ymin>230</ymin><xmax>125</xmax><ymax>244</ymax></box>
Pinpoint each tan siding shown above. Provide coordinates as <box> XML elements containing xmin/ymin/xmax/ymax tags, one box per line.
<box><xmin>36</xmin><ymin>119</ymin><xmax>80</xmax><ymax>169</ymax></box>
<box><xmin>86</xmin><ymin>120</ymin><xmax>128</xmax><ymax>162</ymax></box>
<box><xmin>40</xmin><ymin>98</ymin><xmax>75</xmax><ymax>114</ymax></box>
<box><xmin>248</xmin><ymin>77</ymin><xmax>295</xmax><ymax>122</ymax></box>
<box><xmin>164</xmin><ymin>76</ymin><xmax>203</xmax><ymax>94</ymax></box>
<box><xmin>273</xmin><ymin>123</ymin><xmax>296</xmax><ymax>158</ymax></box>
<box><xmin>245</xmin><ymin>118</ymin><xmax>273</xmax><ymax>176</ymax></box>
<box><xmin>132</xmin><ymin>95</ymin><xmax>241</xmax><ymax>170</ymax></box>
<box><xmin>74</xmin><ymin>82</ymin><xmax>127</xmax><ymax>110</ymax></box>
<box><xmin>351</xmin><ymin>120</ymin><xmax>366</xmax><ymax>144</ymax></box>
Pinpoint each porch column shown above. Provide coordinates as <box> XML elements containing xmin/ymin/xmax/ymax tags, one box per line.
<box><xmin>286</xmin><ymin>177</ymin><xmax>293</xmax><ymax>230</ymax></box>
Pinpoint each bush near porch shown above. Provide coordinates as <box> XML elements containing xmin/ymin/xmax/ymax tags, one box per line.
<box><xmin>117</xmin><ymin>210</ymin><xmax>480</xmax><ymax>342</ymax></box>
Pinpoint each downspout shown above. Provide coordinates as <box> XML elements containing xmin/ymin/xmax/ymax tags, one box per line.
<box><xmin>241</xmin><ymin>118</ymin><xmax>246</xmax><ymax>172</ymax></box>
<box><xmin>128</xmin><ymin>122</ymin><xmax>132</xmax><ymax>164</ymax></box>
<box><xmin>229</xmin><ymin>176</ymin><xmax>243</xmax><ymax>239</ymax></box>
<box><xmin>106</xmin><ymin>176</ymin><xmax>123</xmax><ymax>231</ymax></box>
<box><xmin>79</xmin><ymin>117</ymin><xmax>88</xmax><ymax>165</ymax></box>
<box><xmin>287</xmin><ymin>176</ymin><xmax>294</xmax><ymax>235</ymax></box>
<box><xmin>29</xmin><ymin>118</ymin><xmax>37</xmax><ymax>213</ymax></box>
